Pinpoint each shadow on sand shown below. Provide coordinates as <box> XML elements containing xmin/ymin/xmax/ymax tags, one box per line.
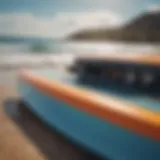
<box><xmin>3</xmin><ymin>99</ymin><xmax>106</xmax><ymax>160</ymax></box>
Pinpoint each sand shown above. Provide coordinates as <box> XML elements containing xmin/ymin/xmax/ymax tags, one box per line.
<box><xmin>0</xmin><ymin>67</ymin><xmax>102</xmax><ymax>160</ymax></box>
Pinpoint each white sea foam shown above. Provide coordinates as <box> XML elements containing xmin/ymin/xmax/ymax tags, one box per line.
<box><xmin>0</xmin><ymin>53</ymin><xmax>76</xmax><ymax>68</ymax></box>
<box><xmin>0</xmin><ymin>41</ymin><xmax>159</xmax><ymax>68</ymax></box>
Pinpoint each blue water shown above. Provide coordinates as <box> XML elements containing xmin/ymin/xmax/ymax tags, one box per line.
<box><xmin>32</xmin><ymin>69</ymin><xmax>160</xmax><ymax>112</ymax></box>
<box><xmin>0</xmin><ymin>38</ymin><xmax>159</xmax><ymax>67</ymax></box>
<box><xmin>0</xmin><ymin>38</ymin><xmax>159</xmax><ymax>54</ymax></box>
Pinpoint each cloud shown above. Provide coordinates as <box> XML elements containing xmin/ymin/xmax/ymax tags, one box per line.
<box><xmin>0</xmin><ymin>10</ymin><xmax>122</xmax><ymax>38</ymax></box>
<box><xmin>147</xmin><ymin>4</ymin><xmax>160</xmax><ymax>13</ymax></box>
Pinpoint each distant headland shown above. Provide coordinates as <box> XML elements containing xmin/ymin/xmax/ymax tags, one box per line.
<box><xmin>69</xmin><ymin>11</ymin><xmax>160</xmax><ymax>42</ymax></box>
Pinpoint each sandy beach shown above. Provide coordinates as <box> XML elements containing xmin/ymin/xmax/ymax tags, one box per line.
<box><xmin>0</xmin><ymin>67</ymin><xmax>102</xmax><ymax>160</ymax></box>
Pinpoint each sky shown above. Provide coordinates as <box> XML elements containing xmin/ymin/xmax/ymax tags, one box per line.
<box><xmin>0</xmin><ymin>0</ymin><xmax>159</xmax><ymax>38</ymax></box>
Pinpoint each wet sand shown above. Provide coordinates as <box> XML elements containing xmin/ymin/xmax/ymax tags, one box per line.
<box><xmin>0</xmin><ymin>68</ymin><xmax>103</xmax><ymax>160</ymax></box>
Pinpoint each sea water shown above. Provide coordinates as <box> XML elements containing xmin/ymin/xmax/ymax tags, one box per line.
<box><xmin>0</xmin><ymin>39</ymin><xmax>159</xmax><ymax>67</ymax></box>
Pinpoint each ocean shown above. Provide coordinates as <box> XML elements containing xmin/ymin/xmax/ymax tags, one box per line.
<box><xmin>0</xmin><ymin>39</ymin><xmax>159</xmax><ymax>67</ymax></box>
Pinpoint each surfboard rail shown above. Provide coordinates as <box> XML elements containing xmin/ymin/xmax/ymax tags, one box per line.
<box><xmin>19</xmin><ymin>69</ymin><xmax>160</xmax><ymax>140</ymax></box>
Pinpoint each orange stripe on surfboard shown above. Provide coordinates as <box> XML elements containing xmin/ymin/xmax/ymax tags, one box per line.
<box><xmin>19</xmin><ymin>70</ymin><xmax>160</xmax><ymax>140</ymax></box>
